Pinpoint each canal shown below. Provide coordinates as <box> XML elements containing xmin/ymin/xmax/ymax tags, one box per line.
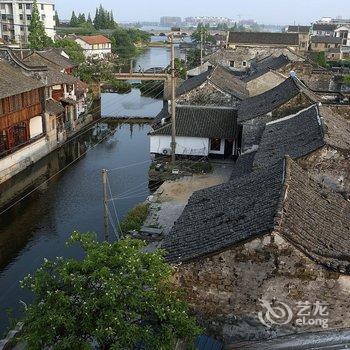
<box><xmin>0</xmin><ymin>45</ymin><xmax>180</xmax><ymax>335</ymax></box>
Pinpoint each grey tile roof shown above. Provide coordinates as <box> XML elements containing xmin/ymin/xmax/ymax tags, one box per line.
<box><xmin>238</xmin><ymin>78</ymin><xmax>301</xmax><ymax>122</ymax></box>
<box><xmin>176</xmin><ymin>66</ymin><xmax>249</xmax><ymax>100</ymax></box>
<box><xmin>37</xmin><ymin>49</ymin><xmax>77</xmax><ymax>68</ymax></box>
<box><xmin>46</xmin><ymin>99</ymin><xmax>65</xmax><ymax>115</ymax></box>
<box><xmin>311</xmin><ymin>36</ymin><xmax>342</xmax><ymax>44</ymax></box>
<box><xmin>164</xmin><ymin>159</ymin><xmax>285</xmax><ymax>263</ymax></box>
<box><xmin>176</xmin><ymin>69</ymin><xmax>212</xmax><ymax>96</ymax></box>
<box><xmin>281</xmin><ymin>159</ymin><xmax>350</xmax><ymax>274</ymax></box>
<box><xmin>287</xmin><ymin>25</ymin><xmax>311</xmax><ymax>33</ymax></box>
<box><xmin>150</xmin><ymin>106</ymin><xmax>237</xmax><ymax>139</ymax></box>
<box><xmin>164</xmin><ymin>158</ymin><xmax>350</xmax><ymax>273</ymax></box>
<box><xmin>253</xmin><ymin>105</ymin><xmax>326</xmax><ymax>168</ymax></box>
<box><xmin>313</xmin><ymin>23</ymin><xmax>338</xmax><ymax>31</ymax></box>
<box><xmin>23</xmin><ymin>54</ymin><xmax>78</xmax><ymax>86</ymax></box>
<box><xmin>228</xmin><ymin>32</ymin><xmax>299</xmax><ymax>46</ymax></box>
<box><xmin>243</xmin><ymin>55</ymin><xmax>290</xmax><ymax>82</ymax></box>
<box><xmin>0</xmin><ymin>59</ymin><xmax>45</xmax><ymax>99</ymax></box>
<box><xmin>229</xmin><ymin>151</ymin><xmax>257</xmax><ymax>181</ymax></box>
<box><xmin>208</xmin><ymin>66</ymin><xmax>249</xmax><ymax>99</ymax></box>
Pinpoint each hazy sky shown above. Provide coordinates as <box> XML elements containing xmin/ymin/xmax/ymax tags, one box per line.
<box><xmin>55</xmin><ymin>0</ymin><xmax>349</xmax><ymax>25</ymax></box>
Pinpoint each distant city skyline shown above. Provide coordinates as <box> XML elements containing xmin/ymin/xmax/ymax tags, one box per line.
<box><xmin>55</xmin><ymin>0</ymin><xmax>349</xmax><ymax>25</ymax></box>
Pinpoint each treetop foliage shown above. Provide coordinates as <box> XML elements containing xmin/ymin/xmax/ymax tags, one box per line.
<box><xmin>19</xmin><ymin>233</ymin><xmax>201</xmax><ymax>349</ymax></box>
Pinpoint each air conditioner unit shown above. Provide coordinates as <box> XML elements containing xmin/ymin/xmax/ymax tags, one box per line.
<box><xmin>162</xmin><ymin>148</ymin><xmax>172</xmax><ymax>155</ymax></box>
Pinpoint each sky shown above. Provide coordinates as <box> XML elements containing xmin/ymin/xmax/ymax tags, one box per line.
<box><xmin>55</xmin><ymin>0</ymin><xmax>350</xmax><ymax>25</ymax></box>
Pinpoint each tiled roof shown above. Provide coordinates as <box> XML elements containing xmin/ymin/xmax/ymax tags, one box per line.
<box><xmin>229</xmin><ymin>151</ymin><xmax>257</xmax><ymax>181</ymax></box>
<box><xmin>46</xmin><ymin>99</ymin><xmax>64</xmax><ymax>115</ymax></box>
<box><xmin>165</xmin><ymin>158</ymin><xmax>350</xmax><ymax>273</ymax></box>
<box><xmin>0</xmin><ymin>59</ymin><xmax>45</xmax><ymax>99</ymax></box>
<box><xmin>23</xmin><ymin>54</ymin><xmax>78</xmax><ymax>85</ymax></box>
<box><xmin>243</xmin><ymin>54</ymin><xmax>290</xmax><ymax>82</ymax></box>
<box><xmin>78</xmin><ymin>35</ymin><xmax>111</xmax><ymax>45</ymax></box>
<box><xmin>164</xmin><ymin>159</ymin><xmax>285</xmax><ymax>263</ymax></box>
<box><xmin>150</xmin><ymin>105</ymin><xmax>237</xmax><ymax>139</ymax></box>
<box><xmin>176</xmin><ymin>69</ymin><xmax>212</xmax><ymax>96</ymax></box>
<box><xmin>228</xmin><ymin>32</ymin><xmax>299</xmax><ymax>46</ymax></box>
<box><xmin>209</xmin><ymin>66</ymin><xmax>249</xmax><ymax>99</ymax></box>
<box><xmin>287</xmin><ymin>25</ymin><xmax>311</xmax><ymax>33</ymax></box>
<box><xmin>37</xmin><ymin>49</ymin><xmax>77</xmax><ymax>68</ymax></box>
<box><xmin>253</xmin><ymin>105</ymin><xmax>326</xmax><ymax>168</ymax></box>
<box><xmin>176</xmin><ymin>65</ymin><xmax>249</xmax><ymax>100</ymax></box>
<box><xmin>238</xmin><ymin>78</ymin><xmax>301</xmax><ymax>122</ymax></box>
<box><xmin>313</xmin><ymin>23</ymin><xmax>338</xmax><ymax>31</ymax></box>
<box><xmin>311</xmin><ymin>36</ymin><xmax>342</xmax><ymax>44</ymax></box>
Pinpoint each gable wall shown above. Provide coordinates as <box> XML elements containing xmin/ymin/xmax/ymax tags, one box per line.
<box><xmin>174</xmin><ymin>232</ymin><xmax>350</xmax><ymax>343</ymax></box>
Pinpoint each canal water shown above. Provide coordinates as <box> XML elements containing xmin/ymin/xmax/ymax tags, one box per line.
<box><xmin>0</xmin><ymin>45</ymin><xmax>176</xmax><ymax>335</ymax></box>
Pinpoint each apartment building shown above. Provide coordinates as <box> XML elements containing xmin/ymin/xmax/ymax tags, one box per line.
<box><xmin>0</xmin><ymin>0</ymin><xmax>55</xmax><ymax>44</ymax></box>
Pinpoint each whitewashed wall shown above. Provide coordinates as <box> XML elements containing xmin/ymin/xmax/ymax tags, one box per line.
<box><xmin>150</xmin><ymin>135</ymin><xmax>209</xmax><ymax>156</ymax></box>
<box><xmin>75</xmin><ymin>39</ymin><xmax>112</xmax><ymax>58</ymax></box>
<box><xmin>29</xmin><ymin>116</ymin><xmax>43</xmax><ymax>138</ymax></box>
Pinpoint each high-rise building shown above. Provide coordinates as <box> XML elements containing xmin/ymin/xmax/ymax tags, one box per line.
<box><xmin>0</xmin><ymin>0</ymin><xmax>56</xmax><ymax>45</ymax></box>
<box><xmin>160</xmin><ymin>16</ymin><xmax>182</xmax><ymax>27</ymax></box>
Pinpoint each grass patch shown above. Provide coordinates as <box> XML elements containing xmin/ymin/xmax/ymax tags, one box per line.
<box><xmin>120</xmin><ymin>203</ymin><xmax>150</xmax><ymax>234</ymax></box>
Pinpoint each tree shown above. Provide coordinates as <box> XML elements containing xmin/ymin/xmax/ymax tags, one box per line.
<box><xmin>70</xmin><ymin>11</ymin><xmax>79</xmax><ymax>27</ymax></box>
<box><xmin>191</xmin><ymin>23</ymin><xmax>215</xmax><ymax>45</ymax></box>
<box><xmin>54</xmin><ymin>11</ymin><xmax>60</xmax><ymax>27</ymax></box>
<box><xmin>344</xmin><ymin>74</ymin><xmax>350</xmax><ymax>86</ymax></box>
<box><xmin>186</xmin><ymin>48</ymin><xmax>201</xmax><ymax>69</ymax></box>
<box><xmin>77</xmin><ymin>13</ymin><xmax>86</xmax><ymax>26</ymax></box>
<box><xmin>19</xmin><ymin>233</ymin><xmax>200</xmax><ymax>349</ymax></box>
<box><xmin>87</xmin><ymin>13</ymin><xmax>93</xmax><ymax>25</ymax></box>
<box><xmin>28</xmin><ymin>0</ymin><xmax>53</xmax><ymax>50</ymax></box>
<box><xmin>53</xmin><ymin>39</ymin><xmax>85</xmax><ymax>64</ymax></box>
<box><xmin>316</xmin><ymin>51</ymin><xmax>327</xmax><ymax>68</ymax></box>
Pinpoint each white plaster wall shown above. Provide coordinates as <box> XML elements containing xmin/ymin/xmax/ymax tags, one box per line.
<box><xmin>29</xmin><ymin>115</ymin><xmax>43</xmax><ymax>138</ymax></box>
<box><xmin>150</xmin><ymin>135</ymin><xmax>209</xmax><ymax>156</ymax></box>
<box><xmin>0</xmin><ymin>137</ymin><xmax>50</xmax><ymax>184</ymax></box>
<box><xmin>75</xmin><ymin>39</ymin><xmax>112</xmax><ymax>58</ymax></box>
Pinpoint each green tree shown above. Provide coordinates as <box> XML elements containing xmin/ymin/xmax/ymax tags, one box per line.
<box><xmin>186</xmin><ymin>48</ymin><xmax>201</xmax><ymax>69</ymax></box>
<box><xmin>316</xmin><ymin>51</ymin><xmax>327</xmax><ymax>68</ymax></box>
<box><xmin>53</xmin><ymin>39</ymin><xmax>85</xmax><ymax>64</ymax></box>
<box><xmin>191</xmin><ymin>23</ymin><xmax>215</xmax><ymax>45</ymax></box>
<box><xmin>343</xmin><ymin>74</ymin><xmax>350</xmax><ymax>86</ymax></box>
<box><xmin>87</xmin><ymin>13</ymin><xmax>93</xmax><ymax>25</ymax></box>
<box><xmin>70</xmin><ymin>11</ymin><xmax>79</xmax><ymax>27</ymax></box>
<box><xmin>28</xmin><ymin>0</ymin><xmax>53</xmax><ymax>50</ymax></box>
<box><xmin>54</xmin><ymin>10</ymin><xmax>60</xmax><ymax>27</ymax></box>
<box><xmin>19</xmin><ymin>233</ymin><xmax>200</xmax><ymax>349</ymax></box>
<box><xmin>174</xmin><ymin>58</ymin><xmax>187</xmax><ymax>79</ymax></box>
<box><xmin>77</xmin><ymin>13</ymin><xmax>86</xmax><ymax>26</ymax></box>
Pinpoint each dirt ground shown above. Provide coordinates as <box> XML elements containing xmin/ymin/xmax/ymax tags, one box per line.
<box><xmin>144</xmin><ymin>163</ymin><xmax>233</xmax><ymax>236</ymax></box>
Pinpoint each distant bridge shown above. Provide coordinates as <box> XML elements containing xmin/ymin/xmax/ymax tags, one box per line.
<box><xmin>147</xmin><ymin>29</ymin><xmax>226</xmax><ymax>37</ymax></box>
<box><xmin>113</xmin><ymin>72</ymin><xmax>169</xmax><ymax>81</ymax></box>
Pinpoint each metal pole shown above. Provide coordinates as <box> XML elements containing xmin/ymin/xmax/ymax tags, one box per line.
<box><xmin>200</xmin><ymin>32</ymin><xmax>203</xmax><ymax>66</ymax></box>
<box><xmin>170</xmin><ymin>34</ymin><xmax>176</xmax><ymax>165</ymax></box>
<box><xmin>101</xmin><ymin>169</ymin><xmax>109</xmax><ymax>242</ymax></box>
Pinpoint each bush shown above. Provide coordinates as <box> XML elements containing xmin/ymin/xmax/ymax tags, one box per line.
<box><xmin>120</xmin><ymin>203</ymin><xmax>150</xmax><ymax>234</ymax></box>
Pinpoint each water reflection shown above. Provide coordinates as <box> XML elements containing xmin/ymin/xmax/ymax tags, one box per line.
<box><xmin>0</xmin><ymin>121</ymin><xmax>152</xmax><ymax>335</ymax></box>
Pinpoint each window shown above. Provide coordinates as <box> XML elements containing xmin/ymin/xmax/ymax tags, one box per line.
<box><xmin>41</xmin><ymin>4</ymin><xmax>44</xmax><ymax>10</ymax></box>
<box><xmin>1</xmin><ymin>14</ymin><xmax>6</xmax><ymax>20</ymax></box>
<box><xmin>210</xmin><ymin>139</ymin><xmax>221</xmax><ymax>151</ymax></box>
<box><xmin>229</xmin><ymin>60</ymin><xmax>235</xmax><ymax>67</ymax></box>
<box><xmin>0</xmin><ymin>4</ymin><xmax>5</xmax><ymax>10</ymax></box>
<box><xmin>20</xmin><ymin>25</ymin><xmax>24</xmax><ymax>31</ymax></box>
<box><xmin>27</xmin><ymin>14</ymin><xmax>31</xmax><ymax>21</ymax></box>
<box><xmin>26</xmin><ymin>4</ymin><xmax>31</xmax><ymax>10</ymax></box>
<box><xmin>19</xmin><ymin>14</ymin><xmax>23</xmax><ymax>20</ymax></box>
<box><xmin>18</xmin><ymin>3</ymin><xmax>22</xmax><ymax>9</ymax></box>
<box><xmin>41</xmin><ymin>14</ymin><xmax>45</xmax><ymax>20</ymax></box>
<box><xmin>242</xmin><ymin>61</ymin><xmax>247</xmax><ymax>67</ymax></box>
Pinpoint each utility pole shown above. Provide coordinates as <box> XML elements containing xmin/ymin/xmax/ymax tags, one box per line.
<box><xmin>101</xmin><ymin>169</ymin><xmax>109</xmax><ymax>242</ymax></box>
<box><xmin>170</xmin><ymin>34</ymin><xmax>176</xmax><ymax>165</ymax></box>
<box><xmin>200</xmin><ymin>32</ymin><xmax>204</xmax><ymax>66</ymax></box>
